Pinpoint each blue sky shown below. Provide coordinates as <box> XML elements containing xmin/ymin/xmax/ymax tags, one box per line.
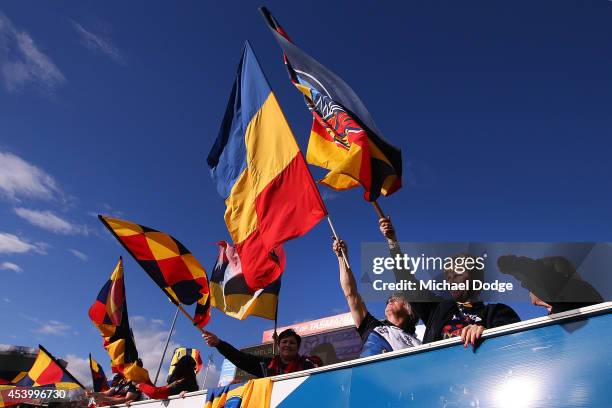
<box><xmin>1</xmin><ymin>0</ymin><xmax>611</xmax><ymax>388</ymax></box>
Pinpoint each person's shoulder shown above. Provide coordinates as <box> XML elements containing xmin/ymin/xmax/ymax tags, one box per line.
<box><xmin>484</xmin><ymin>302</ymin><xmax>521</xmax><ymax>322</ymax></box>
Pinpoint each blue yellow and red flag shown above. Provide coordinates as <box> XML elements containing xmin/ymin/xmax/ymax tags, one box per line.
<box><xmin>261</xmin><ymin>7</ymin><xmax>403</xmax><ymax>202</ymax></box>
<box><xmin>88</xmin><ymin>355</ymin><xmax>109</xmax><ymax>392</ymax></box>
<box><xmin>88</xmin><ymin>257</ymin><xmax>150</xmax><ymax>383</ymax></box>
<box><xmin>210</xmin><ymin>241</ymin><xmax>280</xmax><ymax>320</ymax></box>
<box><xmin>12</xmin><ymin>345</ymin><xmax>84</xmax><ymax>390</ymax></box>
<box><xmin>98</xmin><ymin>215</ymin><xmax>211</xmax><ymax>328</ymax></box>
<box><xmin>205</xmin><ymin>378</ymin><xmax>272</xmax><ymax>408</ymax></box>
<box><xmin>207</xmin><ymin>42</ymin><xmax>327</xmax><ymax>291</ymax></box>
<box><xmin>168</xmin><ymin>347</ymin><xmax>203</xmax><ymax>377</ymax></box>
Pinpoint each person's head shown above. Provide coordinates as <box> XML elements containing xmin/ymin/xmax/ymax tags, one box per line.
<box><xmin>276</xmin><ymin>329</ymin><xmax>301</xmax><ymax>362</ymax></box>
<box><xmin>444</xmin><ymin>253</ymin><xmax>485</xmax><ymax>302</ymax></box>
<box><xmin>385</xmin><ymin>294</ymin><xmax>418</xmax><ymax>333</ymax></box>
<box><xmin>169</xmin><ymin>355</ymin><xmax>197</xmax><ymax>383</ymax></box>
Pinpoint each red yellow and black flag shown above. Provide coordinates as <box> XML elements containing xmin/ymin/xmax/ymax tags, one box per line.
<box><xmin>12</xmin><ymin>345</ymin><xmax>84</xmax><ymax>390</ymax></box>
<box><xmin>98</xmin><ymin>215</ymin><xmax>211</xmax><ymax>328</ymax></box>
<box><xmin>88</xmin><ymin>355</ymin><xmax>109</xmax><ymax>392</ymax></box>
<box><xmin>261</xmin><ymin>7</ymin><xmax>403</xmax><ymax>202</ymax></box>
<box><xmin>168</xmin><ymin>347</ymin><xmax>203</xmax><ymax>376</ymax></box>
<box><xmin>88</xmin><ymin>257</ymin><xmax>150</xmax><ymax>384</ymax></box>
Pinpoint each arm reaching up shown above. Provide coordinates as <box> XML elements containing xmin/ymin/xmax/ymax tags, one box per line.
<box><xmin>333</xmin><ymin>239</ymin><xmax>368</xmax><ymax>328</ymax></box>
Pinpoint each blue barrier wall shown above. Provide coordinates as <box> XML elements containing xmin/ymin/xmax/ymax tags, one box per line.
<box><xmin>277</xmin><ymin>309</ymin><xmax>611</xmax><ymax>407</ymax></box>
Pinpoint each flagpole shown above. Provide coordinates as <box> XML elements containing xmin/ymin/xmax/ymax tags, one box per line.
<box><xmin>162</xmin><ymin>290</ymin><xmax>207</xmax><ymax>334</ymax></box>
<box><xmin>326</xmin><ymin>216</ymin><xmax>351</xmax><ymax>269</ymax></box>
<box><xmin>153</xmin><ymin>306</ymin><xmax>180</xmax><ymax>385</ymax></box>
<box><xmin>272</xmin><ymin>297</ymin><xmax>279</xmax><ymax>355</ymax></box>
<box><xmin>372</xmin><ymin>200</ymin><xmax>385</xmax><ymax>219</ymax></box>
<box><xmin>202</xmin><ymin>353</ymin><xmax>214</xmax><ymax>388</ymax></box>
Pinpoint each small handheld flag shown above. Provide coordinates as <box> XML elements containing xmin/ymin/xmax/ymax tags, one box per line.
<box><xmin>88</xmin><ymin>257</ymin><xmax>150</xmax><ymax>383</ymax></box>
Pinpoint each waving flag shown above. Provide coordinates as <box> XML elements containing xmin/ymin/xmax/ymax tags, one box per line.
<box><xmin>210</xmin><ymin>241</ymin><xmax>280</xmax><ymax>320</ymax></box>
<box><xmin>168</xmin><ymin>347</ymin><xmax>203</xmax><ymax>377</ymax></box>
<box><xmin>207</xmin><ymin>42</ymin><xmax>326</xmax><ymax>290</ymax></box>
<box><xmin>13</xmin><ymin>345</ymin><xmax>84</xmax><ymax>390</ymax></box>
<box><xmin>98</xmin><ymin>215</ymin><xmax>211</xmax><ymax>327</ymax></box>
<box><xmin>205</xmin><ymin>378</ymin><xmax>272</xmax><ymax>408</ymax></box>
<box><xmin>88</xmin><ymin>257</ymin><xmax>150</xmax><ymax>383</ymax></box>
<box><xmin>261</xmin><ymin>7</ymin><xmax>402</xmax><ymax>202</ymax></box>
<box><xmin>89</xmin><ymin>355</ymin><xmax>109</xmax><ymax>392</ymax></box>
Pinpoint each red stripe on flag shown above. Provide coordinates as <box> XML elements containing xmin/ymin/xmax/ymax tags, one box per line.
<box><xmin>255</xmin><ymin>153</ymin><xmax>327</xmax><ymax>248</ymax></box>
<box><xmin>235</xmin><ymin>232</ymin><xmax>286</xmax><ymax>291</ymax></box>
<box><xmin>119</xmin><ymin>234</ymin><xmax>155</xmax><ymax>260</ymax></box>
<box><xmin>35</xmin><ymin>362</ymin><xmax>63</xmax><ymax>386</ymax></box>
<box><xmin>236</xmin><ymin>153</ymin><xmax>325</xmax><ymax>290</ymax></box>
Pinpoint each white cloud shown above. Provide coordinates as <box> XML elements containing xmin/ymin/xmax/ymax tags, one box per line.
<box><xmin>0</xmin><ymin>11</ymin><xmax>65</xmax><ymax>92</ymax></box>
<box><xmin>0</xmin><ymin>261</ymin><xmax>22</xmax><ymax>273</ymax></box>
<box><xmin>33</xmin><ymin>319</ymin><xmax>70</xmax><ymax>335</ymax></box>
<box><xmin>72</xmin><ymin>21</ymin><xmax>123</xmax><ymax>64</ymax></box>
<box><xmin>130</xmin><ymin>316</ymin><xmax>179</xmax><ymax>382</ymax></box>
<box><xmin>0</xmin><ymin>232</ymin><xmax>47</xmax><ymax>254</ymax></box>
<box><xmin>68</xmin><ymin>248</ymin><xmax>88</xmax><ymax>261</ymax></box>
<box><xmin>0</xmin><ymin>151</ymin><xmax>62</xmax><ymax>202</ymax></box>
<box><xmin>63</xmin><ymin>354</ymin><xmax>92</xmax><ymax>388</ymax></box>
<box><xmin>14</xmin><ymin>208</ymin><xmax>88</xmax><ymax>235</ymax></box>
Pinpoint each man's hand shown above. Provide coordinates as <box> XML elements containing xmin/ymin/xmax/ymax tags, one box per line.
<box><xmin>332</xmin><ymin>238</ymin><xmax>348</xmax><ymax>258</ymax></box>
<box><xmin>202</xmin><ymin>331</ymin><xmax>220</xmax><ymax>347</ymax></box>
<box><xmin>529</xmin><ymin>292</ymin><xmax>553</xmax><ymax>314</ymax></box>
<box><xmin>379</xmin><ymin>217</ymin><xmax>397</xmax><ymax>242</ymax></box>
<box><xmin>460</xmin><ymin>324</ymin><xmax>485</xmax><ymax>348</ymax></box>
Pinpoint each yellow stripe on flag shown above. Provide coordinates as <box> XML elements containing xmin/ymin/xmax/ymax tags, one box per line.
<box><xmin>224</xmin><ymin>93</ymin><xmax>300</xmax><ymax>243</ymax></box>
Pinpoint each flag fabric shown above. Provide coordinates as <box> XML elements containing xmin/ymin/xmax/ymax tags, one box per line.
<box><xmin>207</xmin><ymin>42</ymin><xmax>327</xmax><ymax>290</ymax></box>
<box><xmin>89</xmin><ymin>355</ymin><xmax>109</xmax><ymax>392</ymax></box>
<box><xmin>98</xmin><ymin>215</ymin><xmax>211</xmax><ymax>328</ymax></box>
<box><xmin>210</xmin><ymin>241</ymin><xmax>280</xmax><ymax>320</ymax></box>
<box><xmin>12</xmin><ymin>345</ymin><xmax>84</xmax><ymax>390</ymax></box>
<box><xmin>88</xmin><ymin>257</ymin><xmax>150</xmax><ymax>383</ymax></box>
<box><xmin>168</xmin><ymin>348</ymin><xmax>203</xmax><ymax>377</ymax></box>
<box><xmin>261</xmin><ymin>7</ymin><xmax>403</xmax><ymax>202</ymax></box>
<box><xmin>205</xmin><ymin>378</ymin><xmax>272</xmax><ymax>408</ymax></box>
<box><xmin>0</xmin><ymin>373</ymin><xmax>13</xmax><ymax>386</ymax></box>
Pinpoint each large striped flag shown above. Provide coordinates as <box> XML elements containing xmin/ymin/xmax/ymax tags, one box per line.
<box><xmin>261</xmin><ymin>7</ymin><xmax>403</xmax><ymax>202</ymax></box>
<box><xmin>210</xmin><ymin>241</ymin><xmax>280</xmax><ymax>320</ymax></box>
<box><xmin>12</xmin><ymin>345</ymin><xmax>84</xmax><ymax>390</ymax></box>
<box><xmin>88</xmin><ymin>257</ymin><xmax>150</xmax><ymax>383</ymax></box>
<box><xmin>207</xmin><ymin>42</ymin><xmax>327</xmax><ymax>291</ymax></box>
<box><xmin>89</xmin><ymin>355</ymin><xmax>109</xmax><ymax>392</ymax></box>
<box><xmin>98</xmin><ymin>215</ymin><xmax>211</xmax><ymax>328</ymax></box>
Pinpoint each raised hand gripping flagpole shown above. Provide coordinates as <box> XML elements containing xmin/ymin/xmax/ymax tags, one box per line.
<box><xmin>326</xmin><ymin>215</ymin><xmax>350</xmax><ymax>269</ymax></box>
<box><xmin>371</xmin><ymin>200</ymin><xmax>386</xmax><ymax>220</ymax></box>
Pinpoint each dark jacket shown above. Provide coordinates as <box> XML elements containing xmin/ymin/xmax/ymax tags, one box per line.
<box><xmin>217</xmin><ymin>341</ymin><xmax>318</xmax><ymax>378</ymax></box>
<box><xmin>389</xmin><ymin>244</ymin><xmax>520</xmax><ymax>343</ymax></box>
<box><xmin>413</xmin><ymin>299</ymin><xmax>520</xmax><ymax>343</ymax></box>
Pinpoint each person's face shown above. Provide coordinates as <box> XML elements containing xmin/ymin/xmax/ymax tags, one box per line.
<box><xmin>385</xmin><ymin>297</ymin><xmax>408</xmax><ymax>322</ymax></box>
<box><xmin>445</xmin><ymin>268</ymin><xmax>471</xmax><ymax>302</ymax></box>
<box><xmin>278</xmin><ymin>336</ymin><xmax>299</xmax><ymax>361</ymax></box>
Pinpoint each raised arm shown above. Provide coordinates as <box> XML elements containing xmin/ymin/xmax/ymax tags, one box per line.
<box><xmin>203</xmin><ymin>331</ymin><xmax>266</xmax><ymax>377</ymax></box>
<box><xmin>379</xmin><ymin>217</ymin><xmax>441</xmax><ymax>322</ymax></box>
<box><xmin>333</xmin><ymin>239</ymin><xmax>368</xmax><ymax>328</ymax></box>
